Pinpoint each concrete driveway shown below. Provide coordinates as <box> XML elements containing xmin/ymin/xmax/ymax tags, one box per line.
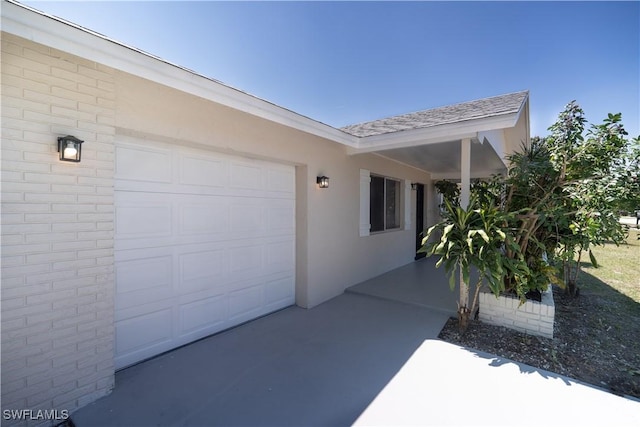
<box><xmin>72</xmin><ymin>259</ymin><xmax>639</xmax><ymax>426</ymax></box>
<box><xmin>72</xmin><ymin>292</ymin><xmax>449</xmax><ymax>426</ymax></box>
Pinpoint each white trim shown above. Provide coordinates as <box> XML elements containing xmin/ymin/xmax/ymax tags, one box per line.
<box><xmin>403</xmin><ymin>180</ymin><xmax>412</xmax><ymax>231</ymax></box>
<box><xmin>346</xmin><ymin>114</ymin><xmax>518</xmax><ymax>155</ymax></box>
<box><xmin>359</xmin><ymin>169</ymin><xmax>371</xmax><ymax>237</ymax></box>
<box><xmin>460</xmin><ymin>138</ymin><xmax>471</xmax><ymax>209</ymax></box>
<box><xmin>1</xmin><ymin>0</ymin><xmax>358</xmax><ymax>147</ymax></box>
<box><xmin>513</xmin><ymin>92</ymin><xmax>529</xmax><ymax>128</ymax></box>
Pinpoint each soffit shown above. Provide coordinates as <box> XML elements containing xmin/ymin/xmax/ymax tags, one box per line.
<box><xmin>375</xmin><ymin>138</ymin><xmax>506</xmax><ymax>177</ymax></box>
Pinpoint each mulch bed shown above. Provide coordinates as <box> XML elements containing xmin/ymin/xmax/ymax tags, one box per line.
<box><xmin>438</xmin><ymin>287</ymin><xmax>640</xmax><ymax>399</ymax></box>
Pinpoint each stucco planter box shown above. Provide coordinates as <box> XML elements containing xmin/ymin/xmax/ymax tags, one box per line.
<box><xmin>478</xmin><ymin>286</ymin><xmax>555</xmax><ymax>339</ymax></box>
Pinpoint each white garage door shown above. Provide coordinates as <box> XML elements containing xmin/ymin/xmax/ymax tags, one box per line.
<box><xmin>114</xmin><ymin>136</ymin><xmax>295</xmax><ymax>369</ymax></box>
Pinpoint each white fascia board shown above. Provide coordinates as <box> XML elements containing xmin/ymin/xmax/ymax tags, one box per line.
<box><xmin>522</xmin><ymin>98</ymin><xmax>531</xmax><ymax>147</ymax></box>
<box><xmin>346</xmin><ymin>113</ymin><xmax>519</xmax><ymax>155</ymax></box>
<box><xmin>1</xmin><ymin>1</ymin><xmax>358</xmax><ymax>147</ymax></box>
<box><xmin>509</xmin><ymin>94</ymin><xmax>530</xmax><ymax>150</ymax></box>
<box><xmin>513</xmin><ymin>92</ymin><xmax>529</xmax><ymax>126</ymax></box>
<box><xmin>347</xmin><ymin>130</ymin><xmax>477</xmax><ymax>155</ymax></box>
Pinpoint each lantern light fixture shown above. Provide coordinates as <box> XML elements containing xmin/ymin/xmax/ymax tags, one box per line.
<box><xmin>316</xmin><ymin>176</ymin><xmax>329</xmax><ymax>188</ymax></box>
<box><xmin>57</xmin><ymin>135</ymin><xmax>83</xmax><ymax>162</ymax></box>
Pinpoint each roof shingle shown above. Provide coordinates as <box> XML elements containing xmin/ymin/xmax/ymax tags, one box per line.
<box><xmin>341</xmin><ymin>91</ymin><xmax>528</xmax><ymax>137</ymax></box>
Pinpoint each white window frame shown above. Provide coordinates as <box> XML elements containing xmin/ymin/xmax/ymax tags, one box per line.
<box><xmin>370</xmin><ymin>174</ymin><xmax>401</xmax><ymax>233</ymax></box>
<box><xmin>359</xmin><ymin>169</ymin><xmax>411</xmax><ymax>237</ymax></box>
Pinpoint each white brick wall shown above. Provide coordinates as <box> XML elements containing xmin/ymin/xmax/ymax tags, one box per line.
<box><xmin>479</xmin><ymin>286</ymin><xmax>555</xmax><ymax>339</ymax></box>
<box><xmin>1</xmin><ymin>33</ymin><xmax>116</xmax><ymax>425</ymax></box>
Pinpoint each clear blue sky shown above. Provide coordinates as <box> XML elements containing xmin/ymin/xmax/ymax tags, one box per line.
<box><xmin>24</xmin><ymin>1</ymin><xmax>640</xmax><ymax>138</ymax></box>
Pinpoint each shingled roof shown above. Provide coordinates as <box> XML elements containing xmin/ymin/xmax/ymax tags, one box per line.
<box><xmin>341</xmin><ymin>91</ymin><xmax>528</xmax><ymax>138</ymax></box>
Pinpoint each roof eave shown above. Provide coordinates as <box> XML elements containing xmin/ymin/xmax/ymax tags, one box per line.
<box><xmin>347</xmin><ymin>112</ymin><xmax>520</xmax><ymax>155</ymax></box>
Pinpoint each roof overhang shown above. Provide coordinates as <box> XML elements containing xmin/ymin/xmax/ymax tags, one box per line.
<box><xmin>346</xmin><ymin>106</ymin><xmax>526</xmax><ymax>178</ymax></box>
<box><xmin>374</xmin><ymin>136</ymin><xmax>508</xmax><ymax>179</ymax></box>
<box><xmin>345</xmin><ymin>112</ymin><xmax>518</xmax><ymax>155</ymax></box>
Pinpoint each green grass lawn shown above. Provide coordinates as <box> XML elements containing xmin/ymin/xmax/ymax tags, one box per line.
<box><xmin>580</xmin><ymin>230</ymin><xmax>640</xmax><ymax>304</ymax></box>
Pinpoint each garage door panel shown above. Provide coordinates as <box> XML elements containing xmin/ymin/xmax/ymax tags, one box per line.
<box><xmin>115</xmin><ymin>138</ymin><xmax>295</xmax><ymax>369</ymax></box>
<box><xmin>179</xmin><ymin>155</ymin><xmax>227</xmax><ymax>188</ymax></box>
<box><xmin>229</xmin><ymin>203</ymin><xmax>265</xmax><ymax>234</ymax></box>
<box><xmin>178</xmin><ymin>294</ymin><xmax>227</xmax><ymax>337</ymax></box>
<box><xmin>115</xmin><ymin>144</ymin><xmax>172</xmax><ymax>184</ymax></box>
<box><xmin>229</xmin><ymin>244</ymin><xmax>264</xmax><ymax>278</ymax></box>
<box><xmin>116</xmin><ymin>289</ymin><xmax>175</xmax><ymax>313</ymax></box>
<box><xmin>115</xmin><ymin>290</ymin><xmax>175</xmax><ymax>321</ymax></box>
<box><xmin>115</xmin><ymin>245</ymin><xmax>174</xmax><ymax>263</ymax></box>
<box><xmin>115</xmin><ymin>250</ymin><xmax>174</xmax><ymax>311</ymax></box>
<box><xmin>115</xmin><ymin>203</ymin><xmax>172</xmax><ymax>240</ymax></box>
<box><xmin>230</xmin><ymin>162</ymin><xmax>263</xmax><ymax>190</ymax></box>
<box><xmin>115</xmin><ymin>182</ymin><xmax>295</xmax><ymax>199</ymax></box>
<box><xmin>267</xmin><ymin>200</ymin><xmax>295</xmax><ymax>233</ymax></box>
<box><xmin>179</xmin><ymin>202</ymin><xmax>228</xmax><ymax>235</ymax></box>
<box><xmin>228</xmin><ymin>283</ymin><xmax>264</xmax><ymax>321</ymax></box>
<box><xmin>265</xmin><ymin>276</ymin><xmax>295</xmax><ymax>305</ymax></box>
<box><xmin>179</xmin><ymin>249</ymin><xmax>228</xmax><ymax>293</ymax></box>
<box><xmin>116</xmin><ymin>255</ymin><xmax>172</xmax><ymax>294</ymax></box>
<box><xmin>266</xmin><ymin>240</ymin><xmax>295</xmax><ymax>274</ymax></box>
<box><xmin>116</xmin><ymin>308</ymin><xmax>173</xmax><ymax>354</ymax></box>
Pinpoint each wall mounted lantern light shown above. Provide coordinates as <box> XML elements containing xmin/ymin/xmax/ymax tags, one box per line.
<box><xmin>316</xmin><ymin>176</ymin><xmax>329</xmax><ymax>188</ymax></box>
<box><xmin>411</xmin><ymin>183</ymin><xmax>418</xmax><ymax>190</ymax></box>
<box><xmin>57</xmin><ymin>135</ymin><xmax>83</xmax><ymax>162</ymax></box>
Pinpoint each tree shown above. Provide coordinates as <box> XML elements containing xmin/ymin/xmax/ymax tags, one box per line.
<box><xmin>420</xmin><ymin>197</ymin><xmax>527</xmax><ymax>331</ymax></box>
<box><xmin>545</xmin><ymin>103</ymin><xmax>635</xmax><ymax>295</ymax></box>
<box><xmin>612</xmin><ymin>136</ymin><xmax>640</xmax><ymax>215</ymax></box>
<box><xmin>422</xmin><ymin>101</ymin><xmax>638</xmax><ymax>331</ymax></box>
<box><xmin>501</xmin><ymin>137</ymin><xmax>563</xmax><ymax>296</ymax></box>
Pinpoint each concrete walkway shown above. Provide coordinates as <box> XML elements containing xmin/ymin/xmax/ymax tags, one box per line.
<box><xmin>355</xmin><ymin>340</ymin><xmax>640</xmax><ymax>426</ymax></box>
<box><xmin>73</xmin><ymin>259</ymin><xmax>639</xmax><ymax>426</ymax></box>
<box><xmin>346</xmin><ymin>257</ymin><xmax>458</xmax><ymax>315</ymax></box>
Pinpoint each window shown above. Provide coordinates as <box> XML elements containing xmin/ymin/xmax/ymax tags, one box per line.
<box><xmin>359</xmin><ymin>169</ymin><xmax>410</xmax><ymax>237</ymax></box>
<box><xmin>370</xmin><ymin>175</ymin><xmax>401</xmax><ymax>232</ymax></box>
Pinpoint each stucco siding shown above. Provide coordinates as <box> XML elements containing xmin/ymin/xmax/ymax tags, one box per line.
<box><xmin>1</xmin><ymin>33</ymin><xmax>116</xmax><ymax>424</ymax></box>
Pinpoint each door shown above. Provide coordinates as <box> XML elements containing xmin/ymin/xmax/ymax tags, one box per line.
<box><xmin>113</xmin><ymin>136</ymin><xmax>295</xmax><ymax>369</ymax></box>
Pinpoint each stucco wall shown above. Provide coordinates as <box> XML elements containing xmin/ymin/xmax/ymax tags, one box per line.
<box><xmin>1</xmin><ymin>33</ymin><xmax>116</xmax><ymax>424</ymax></box>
